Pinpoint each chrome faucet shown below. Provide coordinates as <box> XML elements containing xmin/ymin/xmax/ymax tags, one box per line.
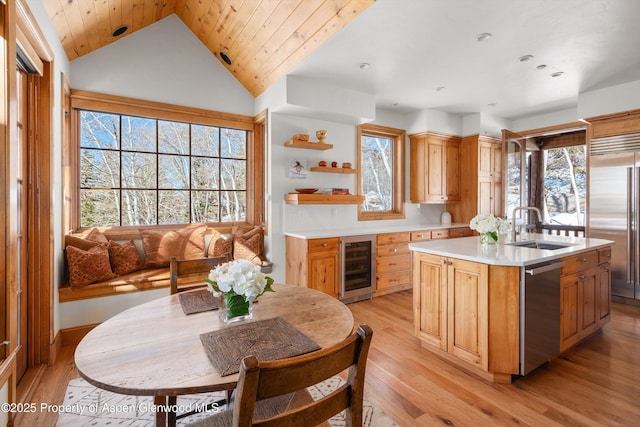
<box><xmin>512</xmin><ymin>206</ymin><xmax>542</xmax><ymax>241</ymax></box>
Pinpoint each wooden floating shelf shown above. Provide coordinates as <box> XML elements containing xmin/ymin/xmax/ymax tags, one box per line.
<box><xmin>285</xmin><ymin>194</ymin><xmax>366</xmax><ymax>205</ymax></box>
<box><xmin>310</xmin><ymin>166</ymin><xmax>356</xmax><ymax>174</ymax></box>
<box><xmin>284</xmin><ymin>140</ymin><xmax>333</xmax><ymax>150</ymax></box>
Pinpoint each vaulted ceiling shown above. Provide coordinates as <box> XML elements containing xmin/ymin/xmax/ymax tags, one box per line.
<box><xmin>43</xmin><ymin>0</ymin><xmax>374</xmax><ymax>96</ymax></box>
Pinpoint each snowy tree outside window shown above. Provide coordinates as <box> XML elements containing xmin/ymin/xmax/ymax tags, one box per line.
<box><xmin>79</xmin><ymin>110</ymin><xmax>247</xmax><ymax>227</ymax></box>
<box><xmin>357</xmin><ymin>124</ymin><xmax>405</xmax><ymax>221</ymax></box>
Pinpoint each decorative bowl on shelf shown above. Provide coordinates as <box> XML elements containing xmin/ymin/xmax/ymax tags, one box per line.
<box><xmin>295</xmin><ymin>188</ymin><xmax>319</xmax><ymax>194</ymax></box>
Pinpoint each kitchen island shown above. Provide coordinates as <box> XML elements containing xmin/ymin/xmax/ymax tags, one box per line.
<box><xmin>409</xmin><ymin>233</ymin><xmax>613</xmax><ymax>383</ymax></box>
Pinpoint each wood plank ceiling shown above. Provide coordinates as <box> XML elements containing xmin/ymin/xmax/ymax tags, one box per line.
<box><xmin>43</xmin><ymin>0</ymin><xmax>375</xmax><ymax>96</ymax></box>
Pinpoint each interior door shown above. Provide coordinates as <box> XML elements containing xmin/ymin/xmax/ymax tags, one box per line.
<box><xmin>15</xmin><ymin>67</ymin><xmax>28</xmax><ymax>380</ymax></box>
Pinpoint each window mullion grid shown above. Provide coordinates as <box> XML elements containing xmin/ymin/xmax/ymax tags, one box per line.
<box><xmin>189</xmin><ymin>124</ymin><xmax>193</xmax><ymax>224</ymax></box>
<box><xmin>118</xmin><ymin>115</ymin><xmax>123</xmax><ymax>226</ymax></box>
<box><xmin>155</xmin><ymin>119</ymin><xmax>159</xmax><ymax>225</ymax></box>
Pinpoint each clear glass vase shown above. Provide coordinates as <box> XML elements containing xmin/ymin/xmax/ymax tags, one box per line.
<box><xmin>480</xmin><ymin>232</ymin><xmax>498</xmax><ymax>245</ymax></box>
<box><xmin>220</xmin><ymin>293</ymin><xmax>253</xmax><ymax>324</ymax></box>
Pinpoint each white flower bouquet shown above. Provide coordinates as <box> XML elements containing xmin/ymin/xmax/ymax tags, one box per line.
<box><xmin>204</xmin><ymin>259</ymin><xmax>274</xmax><ymax>322</ymax></box>
<box><xmin>469</xmin><ymin>213</ymin><xmax>511</xmax><ymax>244</ymax></box>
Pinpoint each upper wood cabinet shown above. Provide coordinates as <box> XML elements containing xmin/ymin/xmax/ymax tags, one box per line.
<box><xmin>410</xmin><ymin>132</ymin><xmax>461</xmax><ymax>203</ymax></box>
<box><xmin>451</xmin><ymin>135</ymin><xmax>503</xmax><ymax>223</ymax></box>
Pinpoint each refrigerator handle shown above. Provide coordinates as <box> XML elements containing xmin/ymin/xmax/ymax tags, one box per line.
<box><xmin>628</xmin><ymin>167</ymin><xmax>634</xmax><ymax>285</ymax></box>
<box><xmin>636</xmin><ymin>167</ymin><xmax>640</xmax><ymax>287</ymax></box>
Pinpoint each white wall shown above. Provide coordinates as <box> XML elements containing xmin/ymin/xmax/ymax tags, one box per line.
<box><xmin>578</xmin><ymin>79</ymin><xmax>640</xmax><ymax>119</ymax></box>
<box><xmin>70</xmin><ymin>14</ymin><xmax>254</xmax><ymax>116</ymax></box>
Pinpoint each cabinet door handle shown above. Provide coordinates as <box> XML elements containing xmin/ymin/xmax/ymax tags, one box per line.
<box><xmin>393</xmin><ymin>248</ymin><xmax>398</xmax><ymax>252</ymax></box>
<box><xmin>441</xmin><ymin>259</ymin><xmax>446</xmax><ymax>265</ymax></box>
<box><xmin>580</xmin><ymin>274</ymin><xmax>586</xmax><ymax>280</ymax></box>
<box><xmin>581</xmin><ymin>258</ymin><xmax>587</xmax><ymax>263</ymax></box>
<box><xmin>322</xmin><ymin>243</ymin><xmax>328</xmax><ymax>247</ymax></box>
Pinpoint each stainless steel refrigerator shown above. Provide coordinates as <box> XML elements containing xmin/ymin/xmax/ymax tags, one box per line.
<box><xmin>589</xmin><ymin>135</ymin><xmax>640</xmax><ymax>302</ymax></box>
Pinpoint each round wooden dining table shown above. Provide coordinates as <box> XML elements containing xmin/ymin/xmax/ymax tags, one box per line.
<box><xmin>74</xmin><ymin>284</ymin><xmax>354</xmax><ymax>427</ymax></box>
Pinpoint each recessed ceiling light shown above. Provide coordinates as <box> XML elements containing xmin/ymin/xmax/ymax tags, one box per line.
<box><xmin>436</xmin><ymin>86</ymin><xmax>446</xmax><ymax>92</ymax></box>
<box><xmin>476</xmin><ymin>33</ymin><xmax>492</xmax><ymax>42</ymax></box>
<box><xmin>219</xmin><ymin>51</ymin><xmax>233</xmax><ymax>66</ymax></box>
<box><xmin>488</xmin><ymin>103</ymin><xmax>497</xmax><ymax>108</ymax></box>
<box><xmin>359</xmin><ymin>62</ymin><xmax>370</xmax><ymax>70</ymax></box>
<box><xmin>550</xmin><ymin>71</ymin><xmax>564</xmax><ymax>77</ymax></box>
<box><xmin>392</xmin><ymin>103</ymin><xmax>399</xmax><ymax>108</ymax></box>
<box><xmin>111</xmin><ymin>25</ymin><xmax>128</xmax><ymax>37</ymax></box>
<box><xmin>536</xmin><ymin>64</ymin><xmax>547</xmax><ymax>70</ymax></box>
<box><xmin>518</xmin><ymin>54</ymin><xmax>534</xmax><ymax>62</ymax></box>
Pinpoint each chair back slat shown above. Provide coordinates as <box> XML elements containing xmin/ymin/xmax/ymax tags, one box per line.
<box><xmin>169</xmin><ymin>255</ymin><xmax>228</xmax><ymax>294</ymax></box>
<box><xmin>255</xmin><ymin>334</ymin><xmax>362</xmax><ymax>399</ymax></box>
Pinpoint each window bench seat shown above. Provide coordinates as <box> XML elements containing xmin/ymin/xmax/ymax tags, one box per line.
<box><xmin>59</xmin><ymin>268</ymin><xmax>171</xmax><ymax>302</ymax></box>
<box><xmin>59</xmin><ymin>261</ymin><xmax>273</xmax><ymax>303</ymax></box>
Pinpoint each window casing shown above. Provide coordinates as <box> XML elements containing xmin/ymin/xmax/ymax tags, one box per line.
<box><xmin>68</xmin><ymin>90</ymin><xmax>264</xmax><ymax>232</ymax></box>
<box><xmin>357</xmin><ymin>124</ymin><xmax>405</xmax><ymax>220</ymax></box>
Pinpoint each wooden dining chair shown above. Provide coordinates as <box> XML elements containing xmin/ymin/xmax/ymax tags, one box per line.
<box><xmin>169</xmin><ymin>255</ymin><xmax>229</xmax><ymax>295</ymax></box>
<box><xmin>186</xmin><ymin>324</ymin><xmax>373</xmax><ymax>427</ymax></box>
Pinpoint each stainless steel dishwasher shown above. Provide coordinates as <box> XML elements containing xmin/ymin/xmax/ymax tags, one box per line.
<box><xmin>520</xmin><ymin>260</ymin><xmax>565</xmax><ymax>375</ymax></box>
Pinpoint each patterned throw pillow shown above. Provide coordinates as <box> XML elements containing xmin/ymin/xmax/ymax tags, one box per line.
<box><xmin>207</xmin><ymin>233</ymin><xmax>233</xmax><ymax>258</ymax></box>
<box><xmin>233</xmin><ymin>233</ymin><xmax>263</xmax><ymax>265</ymax></box>
<box><xmin>231</xmin><ymin>224</ymin><xmax>264</xmax><ymax>258</ymax></box>
<box><xmin>141</xmin><ymin>224</ymin><xmax>207</xmax><ymax>268</ymax></box>
<box><xmin>108</xmin><ymin>240</ymin><xmax>142</xmax><ymax>275</ymax></box>
<box><xmin>66</xmin><ymin>243</ymin><xmax>116</xmax><ymax>289</ymax></box>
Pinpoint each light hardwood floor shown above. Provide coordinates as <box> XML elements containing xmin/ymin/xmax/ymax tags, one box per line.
<box><xmin>14</xmin><ymin>291</ymin><xmax>640</xmax><ymax>426</ymax></box>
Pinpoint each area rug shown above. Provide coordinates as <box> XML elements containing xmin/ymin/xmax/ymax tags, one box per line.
<box><xmin>56</xmin><ymin>377</ymin><xmax>399</xmax><ymax>426</ymax></box>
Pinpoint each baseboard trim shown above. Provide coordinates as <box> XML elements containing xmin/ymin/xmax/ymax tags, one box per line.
<box><xmin>50</xmin><ymin>330</ymin><xmax>62</xmax><ymax>366</ymax></box>
<box><xmin>16</xmin><ymin>364</ymin><xmax>47</xmax><ymax>404</ymax></box>
<box><xmin>61</xmin><ymin>324</ymin><xmax>100</xmax><ymax>347</ymax></box>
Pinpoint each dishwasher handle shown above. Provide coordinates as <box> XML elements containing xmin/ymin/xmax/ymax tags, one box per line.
<box><xmin>525</xmin><ymin>261</ymin><xmax>566</xmax><ymax>276</ymax></box>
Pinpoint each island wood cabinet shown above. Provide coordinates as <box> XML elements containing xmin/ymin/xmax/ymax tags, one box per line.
<box><xmin>412</xmin><ymin>252</ymin><xmax>520</xmax><ymax>382</ymax></box>
<box><xmin>451</xmin><ymin>135</ymin><xmax>503</xmax><ymax>223</ymax></box>
<box><xmin>286</xmin><ymin>236</ymin><xmax>339</xmax><ymax>299</ymax></box>
<box><xmin>376</xmin><ymin>232</ymin><xmax>411</xmax><ymax>296</ymax></box>
<box><xmin>559</xmin><ymin>247</ymin><xmax>611</xmax><ymax>352</ymax></box>
<box><xmin>409</xmin><ymin>132</ymin><xmax>461</xmax><ymax>203</ymax></box>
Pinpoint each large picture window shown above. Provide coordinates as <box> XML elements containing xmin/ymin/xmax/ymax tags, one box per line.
<box><xmin>357</xmin><ymin>124</ymin><xmax>405</xmax><ymax>220</ymax></box>
<box><xmin>68</xmin><ymin>91</ymin><xmax>262</xmax><ymax>231</ymax></box>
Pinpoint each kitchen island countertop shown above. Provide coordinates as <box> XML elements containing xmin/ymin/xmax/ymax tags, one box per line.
<box><xmin>409</xmin><ymin>233</ymin><xmax>614</xmax><ymax>267</ymax></box>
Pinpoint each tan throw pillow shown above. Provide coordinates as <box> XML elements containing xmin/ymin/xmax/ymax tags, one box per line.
<box><xmin>66</xmin><ymin>243</ymin><xmax>116</xmax><ymax>289</ymax></box>
<box><xmin>65</xmin><ymin>235</ymin><xmax>101</xmax><ymax>251</ymax></box>
<box><xmin>108</xmin><ymin>240</ymin><xmax>142</xmax><ymax>275</ymax></box>
<box><xmin>233</xmin><ymin>233</ymin><xmax>263</xmax><ymax>265</ymax></box>
<box><xmin>208</xmin><ymin>233</ymin><xmax>233</xmax><ymax>258</ymax></box>
<box><xmin>141</xmin><ymin>224</ymin><xmax>207</xmax><ymax>268</ymax></box>
<box><xmin>64</xmin><ymin>227</ymin><xmax>108</xmax><ymax>251</ymax></box>
<box><xmin>86</xmin><ymin>227</ymin><xmax>108</xmax><ymax>243</ymax></box>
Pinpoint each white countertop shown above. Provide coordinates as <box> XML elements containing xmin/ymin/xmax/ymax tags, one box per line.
<box><xmin>284</xmin><ymin>223</ymin><xmax>469</xmax><ymax>239</ymax></box>
<box><xmin>409</xmin><ymin>233</ymin><xmax>614</xmax><ymax>267</ymax></box>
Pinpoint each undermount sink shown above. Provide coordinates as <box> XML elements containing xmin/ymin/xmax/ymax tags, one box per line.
<box><xmin>505</xmin><ymin>240</ymin><xmax>575</xmax><ymax>250</ymax></box>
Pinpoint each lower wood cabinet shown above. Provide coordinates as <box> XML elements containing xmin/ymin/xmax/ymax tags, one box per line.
<box><xmin>286</xmin><ymin>236</ymin><xmax>339</xmax><ymax>299</ymax></box>
<box><xmin>376</xmin><ymin>232</ymin><xmax>411</xmax><ymax>296</ymax></box>
<box><xmin>413</xmin><ymin>252</ymin><xmax>519</xmax><ymax>382</ymax></box>
<box><xmin>559</xmin><ymin>247</ymin><xmax>611</xmax><ymax>352</ymax></box>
